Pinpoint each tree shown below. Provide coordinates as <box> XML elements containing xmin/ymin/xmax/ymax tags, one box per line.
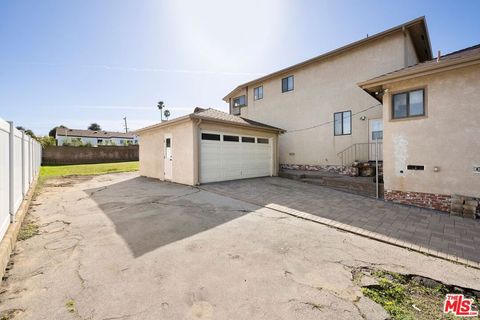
<box><xmin>16</xmin><ymin>126</ymin><xmax>36</xmax><ymax>138</ymax></box>
<box><xmin>157</xmin><ymin>101</ymin><xmax>165</xmax><ymax>121</ymax></box>
<box><xmin>163</xmin><ymin>109</ymin><xmax>171</xmax><ymax>120</ymax></box>
<box><xmin>49</xmin><ymin>125</ymin><xmax>67</xmax><ymax>137</ymax></box>
<box><xmin>88</xmin><ymin>123</ymin><xmax>101</xmax><ymax>131</ymax></box>
<box><xmin>38</xmin><ymin>136</ymin><xmax>56</xmax><ymax>148</ymax></box>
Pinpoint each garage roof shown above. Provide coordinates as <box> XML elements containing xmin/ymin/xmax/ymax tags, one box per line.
<box><xmin>135</xmin><ymin>108</ymin><xmax>285</xmax><ymax>134</ymax></box>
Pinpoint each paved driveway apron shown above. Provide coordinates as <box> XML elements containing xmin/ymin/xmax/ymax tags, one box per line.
<box><xmin>203</xmin><ymin>177</ymin><xmax>480</xmax><ymax>263</ymax></box>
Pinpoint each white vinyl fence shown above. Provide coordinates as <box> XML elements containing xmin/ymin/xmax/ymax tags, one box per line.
<box><xmin>0</xmin><ymin>118</ymin><xmax>41</xmax><ymax>241</ymax></box>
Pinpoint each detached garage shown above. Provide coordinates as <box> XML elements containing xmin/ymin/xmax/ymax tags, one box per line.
<box><xmin>136</xmin><ymin>108</ymin><xmax>283</xmax><ymax>186</ymax></box>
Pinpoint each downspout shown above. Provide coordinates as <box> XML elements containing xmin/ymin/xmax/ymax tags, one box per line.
<box><xmin>194</xmin><ymin>119</ymin><xmax>202</xmax><ymax>185</ymax></box>
<box><xmin>402</xmin><ymin>26</ymin><xmax>408</xmax><ymax>67</ymax></box>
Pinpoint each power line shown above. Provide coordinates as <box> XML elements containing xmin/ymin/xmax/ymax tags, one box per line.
<box><xmin>286</xmin><ymin>103</ymin><xmax>382</xmax><ymax>133</ymax></box>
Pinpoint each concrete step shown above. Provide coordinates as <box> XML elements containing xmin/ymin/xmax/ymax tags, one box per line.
<box><xmin>279</xmin><ymin>169</ymin><xmax>383</xmax><ymax>198</ymax></box>
<box><xmin>301</xmin><ymin>177</ymin><xmax>384</xmax><ymax>198</ymax></box>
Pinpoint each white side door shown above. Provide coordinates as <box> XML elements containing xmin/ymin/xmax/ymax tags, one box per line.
<box><xmin>368</xmin><ymin>119</ymin><xmax>383</xmax><ymax>161</ymax></box>
<box><xmin>164</xmin><ymin>134</ymin><xmax>172</xmax><ymax>180</ymax></box>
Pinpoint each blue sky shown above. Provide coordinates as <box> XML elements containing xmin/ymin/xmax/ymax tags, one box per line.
<box><xmin>1</xmin><ymin>0</ymin><xmax>479</xmax><ymax>135</ymax></box>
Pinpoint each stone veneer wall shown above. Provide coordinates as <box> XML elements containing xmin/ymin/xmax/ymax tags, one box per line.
<box><xmin>384</xmin><ymin>190</ymin><xmax>452</xmax><ymax>212</ymax></box>
<box><xmin>280</xmin><ymin>164</ymin><xmax>357</xmax><ymax>176</ymax></box>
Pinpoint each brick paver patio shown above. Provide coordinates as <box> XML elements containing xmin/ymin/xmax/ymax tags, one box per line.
<box><xmin>203</xmin><ymin>177</ymin><xmax>480</xmax><ymax>265</ymax></box>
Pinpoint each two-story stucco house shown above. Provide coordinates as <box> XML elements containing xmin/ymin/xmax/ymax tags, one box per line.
<box><xmin>223</xmin><ymin>17</ymin><xmax>479</xmax><ymax>215</ymax></box>
<box><xmin>223</xmin><ymin>17</ymin><xmax>432</xmax><ymax>173</ymax></box>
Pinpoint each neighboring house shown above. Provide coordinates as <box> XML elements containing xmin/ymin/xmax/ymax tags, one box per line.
<box><xmin>223</xmin><ymin>17</ymin><xmax>432</xmax><ymax>173</ymax></box>
<box><xmin>359</xmin><ymin>45</ymin><xmax>480</xmax><ymax>212</ymax></box>
<box><xmin>56</xmin><ymin>128</ymin><xmax>138</xmax><ymax>146</ymax></box>
<box><xmin>136</xmin><ymin>108</ymin><xmax>283</xmax><ymax>186</ymax></box>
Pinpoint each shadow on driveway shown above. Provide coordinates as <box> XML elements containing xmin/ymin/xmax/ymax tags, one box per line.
<box><xmin>85</xmin><ymin>176</ymin><xmax>251</xmax><ymax>258</ymax></box>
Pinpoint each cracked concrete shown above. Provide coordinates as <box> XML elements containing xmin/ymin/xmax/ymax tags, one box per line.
<box><xmin>1</xmin><ymin>172</ymin><xmax>479</xmax><ymax>319</ymax></box>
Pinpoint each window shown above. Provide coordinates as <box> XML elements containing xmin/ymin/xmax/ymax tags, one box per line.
<box><xmin>97</xmin><ymin>139</ymin><xmax>103</xmax><ymax>144</ymax></box>
<box><xmin>119</xmin><ymin>140</ymin><xmax>124</xmax><ymax>144</ymax></box>
<box><xmin>334</xmin><ymin>111</ymin><xmax>352</xmax><ymax>136</ymax></box>
<box><xmin>201</xmin><ymin>133</ymin><xmax>220</xmax><ymax>141</ymax></box>
<box><xmin>257</xmin><ymin>138</ymin><xmax>269</xmax><ymax>144</ymax></box>
<box><xmin>254</xmin><ymin>86</ymin><xmax>263</xmax><ymax>100</ymax></box>
<box><xmin>282</xmin><ymin>76</ymin><xmax>294</xmax><ymax>92</ymax></box>
<box><xmin>223</xmin><ymin>135</ymin><xmax>239</xmax><ymax>142</ymax></box>
<box><xmin>241</xmin><ymin>137</ymin><xmax>255</xmax><ymax>143</ymax></box>
<box><xmin>233</xmin><ymin>95</ymin><xmax>246</xmax><ymax>107</ymax></box>
<box><xmin>392</xmin><ymin>89</ymin><xmax>425</xmax><ymax>119</ymax></box>
<box><xmin>165</xmin><ymin>138</ymin><xmax>171</xmax><ymax>148</ymax></box>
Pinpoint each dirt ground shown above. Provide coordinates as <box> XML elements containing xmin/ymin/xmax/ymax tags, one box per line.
<box><xmin>1</xmin><ymin>172</ymin><xmax>479</xmax><ymax>320</ymax></box>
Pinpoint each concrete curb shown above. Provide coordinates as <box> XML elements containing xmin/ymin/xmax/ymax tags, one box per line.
<box><xmin>201</xmin><ymin>187</ymin><xmax>480</xmax><ymax>270</ymax></box>
<box><xmin>0</xmin><ymin>177</ymin><xmax>38</xmax><ymax>280</ymax></box>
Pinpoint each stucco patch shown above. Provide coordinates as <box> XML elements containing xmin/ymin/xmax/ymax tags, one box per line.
<box><xmin>393</xmin><ymin>135</ymin><xmax>408</xmax><ymax>177</ymax></box>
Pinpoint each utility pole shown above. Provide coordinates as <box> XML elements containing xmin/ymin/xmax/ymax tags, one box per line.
<box><xmin>123</xmin><ymin>117</ymin><xmax>128</xmax><ymax>133</ymax></box>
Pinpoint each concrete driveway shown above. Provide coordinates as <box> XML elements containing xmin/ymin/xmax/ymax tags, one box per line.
<box><xmin>203</xmin><ymin>177</ymin><xmax>480</xmax><ymax>264</ymax></box>
<box><xmin>1</xmin><ymin>172</ymin><xmax>479</xmax><ymax>320</ymax></box>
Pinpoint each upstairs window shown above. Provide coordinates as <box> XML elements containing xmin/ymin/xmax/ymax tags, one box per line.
<box><xmin>392</xmin><ymin>89</ymin><xmax>425</xmax><ymax>119</ymax></box>
<box><xmin>233</xmin><ymin>95</ymin><xmax>246</xmax><ymax>107</ymax></box>
<box><xmin>282</xmin><ymin>75</ymin><xmax>294</xmax><ymax>93</ymax></box>
<box><xmin>254</xmin><ymin>86</ymin><xmax>263</xmax><ymax>100</ymax></box>
<box><xmin>334</xmin><ymin>111</ymin><xmax>352</xmax><ymax>136</ymax></box>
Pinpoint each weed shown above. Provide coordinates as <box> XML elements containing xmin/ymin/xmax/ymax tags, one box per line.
<box><xmin>361</xmin><ymin>270</ymin><xmax>472</xmax><ymax>320</ymax></box>
<box><xmin>17</xmin><ymin>219</ymin><xmax>39</xmax><ymax>241</ymax></box>
<box><xmin>65</xmin><ymin>299</ymin><xmax>76</xmax><ymax>313</ymax></box>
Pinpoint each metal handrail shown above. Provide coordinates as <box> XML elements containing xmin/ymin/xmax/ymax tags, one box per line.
<box><xmin>336</xmin><ymin>142</ymin><xmax>383</xmax><ymax>166</ymax></box>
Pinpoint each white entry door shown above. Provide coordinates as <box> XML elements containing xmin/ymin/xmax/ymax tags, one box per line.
<box><xmin>164</xmin><ymin>134</ymin><xmax>172</xmax><ymax>180</ymax></box>
<box><xmin>368</xmin><ymin>119</ymin><xmax>383</xmax><ymax>161</ymax></box>
<box><xmin>200</xmin><ymin>132</ymin><xmax>272</xmax><ymax>183</ymax></box>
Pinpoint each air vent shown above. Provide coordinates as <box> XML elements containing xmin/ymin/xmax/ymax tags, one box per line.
<box><xmin>407</xmin><ymin>165</ymin><xmax>424</xmax><ymax>171</ymax></box>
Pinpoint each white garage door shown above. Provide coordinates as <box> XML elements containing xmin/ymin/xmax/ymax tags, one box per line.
<box><xmin>200</xmin><ymin>131</ymin><xmax>273</xmax><ymax>183</ymax></box>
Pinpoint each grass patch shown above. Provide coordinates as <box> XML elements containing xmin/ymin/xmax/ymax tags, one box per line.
<box><xmin>361</xmin><ymin>270</ymin><xmax>478</xmax><ymax>320</ymax></box>
<box><xmin>40</xmin><ymin>161</ymin><xmax>139</xmax><ymax>178</ymax></box>
<box><xmin>17</xmin><ymin>218</ymin><xmax>39</xmax><ymax>241</ymax></box>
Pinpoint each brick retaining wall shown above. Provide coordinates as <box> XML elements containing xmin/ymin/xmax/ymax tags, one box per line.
<box><xmin>384</xmin><ymin>190</ymin><xmax>451</xmax><ymax>212</ymax></box>
<box><xmin>42</xmin><ymin>146</ymin><xmax>138</xmax><ymax>165</ymax></box>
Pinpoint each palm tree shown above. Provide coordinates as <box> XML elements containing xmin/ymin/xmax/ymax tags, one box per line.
<box><xmin>157</xmin><ymin>101</ymin><xmax>165</xmax><ymax>121</ymax></box>
<box><xmin>163</xmin><ymin>109</ymin><xmax>171</xmax><ymax>120</ymax></box>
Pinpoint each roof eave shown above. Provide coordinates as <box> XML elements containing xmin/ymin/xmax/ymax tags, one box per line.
<box><xmin>223</xmin><ymin>17</ymin><xmax>429</xmax><ymax>100</ymax></box>
<box><xmin>135</xmin><ymin>115</ymin><xmax>194</xmax><ymax>134</ymax></box>
<box><xmin>192</xmin><ymin>114</ymin><xmax>285</xmax><ymax>133</ymax></box>
<box><xmin>359</xmin><ymin>55</ymin><xmax>480</xmax><ymax>90</ymax></box>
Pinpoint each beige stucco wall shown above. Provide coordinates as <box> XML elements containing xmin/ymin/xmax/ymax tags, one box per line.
<box><xmin>382</xmin><ymin>64</ymin><xmax>480</xmax><ymax>198</ymax></box>
<box><xmin>198</xmin><ymin>121</ymin><xmax>280</xmax><ymax>179</ymax></box>
<box><xmin>139</xmin><ymin>118</ymin><xmax>280</xmax><ymax>186</ymax></box>
<box><xmin>138</xmin><ymin>119</ymin><xmax>195</xmax><ymax>185</ymax></box>
<box><xmin>228</xmin><ymin>30</ymin><xmax>419</xmax><ymax>166</ymax></box>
